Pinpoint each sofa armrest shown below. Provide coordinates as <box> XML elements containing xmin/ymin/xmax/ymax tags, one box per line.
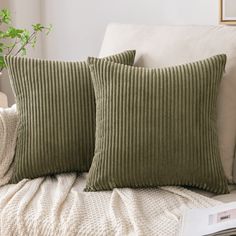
<box><xmin>0</xmin><ymin>105</ymin><xmax>18</xmax><ymax>186</ymax></box>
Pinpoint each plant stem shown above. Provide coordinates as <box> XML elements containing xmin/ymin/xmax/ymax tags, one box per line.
<box><xmin>14</xmin><ymin>31</ymin><xmax>37</xmax><ymax>56</ymax></box>
<box><xmin>5</xmin><ymin>39</ymin><xmax>17</xmax><ymax>56</ymax></box>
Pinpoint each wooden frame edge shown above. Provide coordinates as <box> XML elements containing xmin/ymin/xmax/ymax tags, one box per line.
<box><xmin>219</xmin><ymin>0</ymin><xmax>236</xmax><ymax>25</ymax></box>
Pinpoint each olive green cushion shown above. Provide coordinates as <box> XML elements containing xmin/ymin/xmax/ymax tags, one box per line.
<box><xmin>5</xmin><ymin>50</ymin><xmax>136</xmax><ymax>183</ymax></box>
<box><xmin>86</xmin><ymin>54</ymin><xmax>229</xmax><ymax>194</ymax></box>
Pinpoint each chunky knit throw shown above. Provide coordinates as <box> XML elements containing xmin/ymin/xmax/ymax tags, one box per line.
<box><xmin>0</xmin><ymin>105</ymin><xmax>18</xmax><ymax>186</ymax></box>
<box><xmin>0</xmin><ymin>106</ymin><xmax>221</xmax><ymax>236</ymax></box>
<box><xmin>0</xmin><ymin>173</ymin><xmax>221</xmax><ymax>236</ymax></box>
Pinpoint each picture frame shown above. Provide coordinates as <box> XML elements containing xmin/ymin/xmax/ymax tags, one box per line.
<box><xmin>220</xmin><ymin>0</ymin><xmax>236</xmax><ymax>25</ymax></box>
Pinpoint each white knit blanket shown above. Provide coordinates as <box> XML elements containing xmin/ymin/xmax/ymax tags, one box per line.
<box><xmin>0</xmin><ymin>106</ymin><xmax>222</xmax><ymax>235</ymax></box>
<box><xmin>0</xmin><ymin>105</ymin><xmax>18</xmax><ymax>187</ymax></box>
<box><xmin>0</xmin><ymin>173</ymin><xmax>221</xmax><ymax>236</ymax></box>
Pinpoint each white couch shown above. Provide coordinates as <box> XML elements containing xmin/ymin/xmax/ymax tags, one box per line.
<box><xmin>0</xmin><ymin>24</ymin><xmax>236</xmax><ymax>236</ymax></box>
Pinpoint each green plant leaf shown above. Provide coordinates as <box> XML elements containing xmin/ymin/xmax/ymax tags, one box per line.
<box><xmin>32</xmin><ymin>23</ymin><xmax>44</xmax><ymax>32</ymax></box>
<box><xmin>46</xmin><ymin>24</ymin><xmax>53</xmax><ymax>35</ymax></box>
<box><xmin>0</xmin><ymin>56</ymin><xmax>5</xmax><ymax>69</ymax></box>
<box><xmin>20</xmin><ymin>30</ymin><xmax>30</xmax><ymax>44</ymax></box>
<box><xmin>0</xmin><ymin>9</ymin><xmax>11</xmax><ymax>24</ymax></box>
<box><xmin>4</xmin><ymin>27</ymin><xmax>24</xmax><ymax>38</ymax></box>
<box><xmin>0</xmin><ymin>8</ymin><xmax>52</xmax><ymax>63</ymax></box>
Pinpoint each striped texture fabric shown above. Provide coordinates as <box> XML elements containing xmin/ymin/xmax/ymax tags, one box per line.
<box><xmin>4</xmin><ymin>50</ymin><xmax>136</xmax><ymax>183</ymax></box>
<box><xmin>86</xmin><ymin>54</ymin><xmax>229</xmax><ymax>194</ymax></box>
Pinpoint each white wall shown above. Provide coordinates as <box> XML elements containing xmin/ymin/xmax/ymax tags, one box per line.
<box><xmin>41</xmin><ymin>0</ymin><xmax>219</xmax><ymax>61</ymax></box>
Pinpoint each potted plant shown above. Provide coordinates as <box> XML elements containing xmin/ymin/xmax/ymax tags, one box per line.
<box><xmin>0</xmin><ymin>9</ymin><xmax>51</xmax><ymax>107</ymax></box>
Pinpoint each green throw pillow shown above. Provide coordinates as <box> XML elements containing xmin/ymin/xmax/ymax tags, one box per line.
<box><xmin>5</xmin><ymin>50</ymin><xmax>136</xmax><ymax>183</ymax></box>
<box><xmin>86</xmin><ymin>54</ymin><xmax>229</xmax><ymax>194</ymax></box>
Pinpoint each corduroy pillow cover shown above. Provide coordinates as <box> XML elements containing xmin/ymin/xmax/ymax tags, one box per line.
<box><xmin>5</xmin><ymin>50</ymin><xmax>136</xmax><ymax>183</ymax></box>
<box><xmin>86</xmin><ymin>54</ymin><xmax>229</xmax><ymax>194</ymax></box>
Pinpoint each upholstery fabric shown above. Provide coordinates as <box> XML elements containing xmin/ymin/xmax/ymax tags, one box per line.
<box><xmin>86</xmin><ymin>55</ymin><xmax>229</xmax><ymax>194</ymax></box>
<box><xmin>4</xmin><ymin>50</ymin><xmax>136</xmax><ymax>183</ymax></box>
<box><xmin>213</xmin><ymin>189</ymin><xmax>236</xmax><ymax>203</ymax></box>
<box><xmin>99</xmin><ymin>23</ymin><xmax>236</xmax><ymax>183</ymax></box>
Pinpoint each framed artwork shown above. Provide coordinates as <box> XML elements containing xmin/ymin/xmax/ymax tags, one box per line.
<box><xmin>220</xmin><ymin>0</ymin><xmax>236</xmax><ymax>24</ymax></box>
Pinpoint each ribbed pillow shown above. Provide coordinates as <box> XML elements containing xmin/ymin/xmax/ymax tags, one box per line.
<box><xmin>86</xmin><ymin>54</ymin><xmax>229</xmax><ymax>194</ymax></box>
<box><xmin>5</xmin><ymin>50</ymin><xmax>136</xmax><ymax>183</ymax></box>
